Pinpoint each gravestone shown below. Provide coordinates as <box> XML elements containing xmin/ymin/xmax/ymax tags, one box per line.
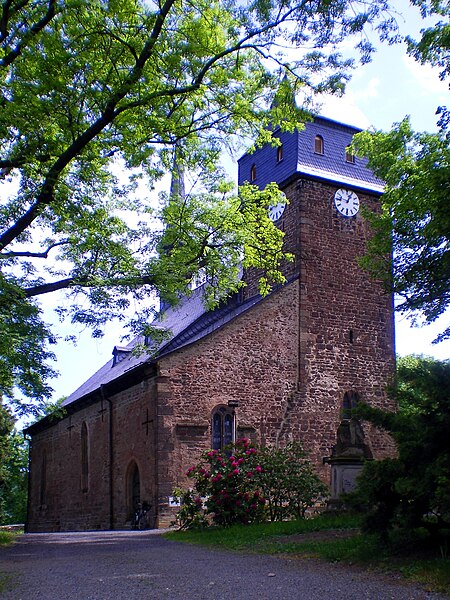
<box><xmin>325</xmin><ymin>418</ymin><xmax>373</xmax><ymax>507</ymax></box>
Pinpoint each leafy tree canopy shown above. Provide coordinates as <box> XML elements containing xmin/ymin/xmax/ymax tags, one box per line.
<box><xmin>353</xmin><ymin>0</ymin><xmax>450</xmax><ymax>342</ymax></box>
<box><xmin>354</xmin><ymin>118</ymin><xmax>450</xmax><ymax>340</ymax></box>
<box><xmin>1</xmin><ymin>0</ymin><xmax>398</xmax><ymax>409</ymax></box>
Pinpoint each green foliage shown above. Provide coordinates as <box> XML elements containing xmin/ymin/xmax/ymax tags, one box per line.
<box><xmin>0</xmin><ymin>404</ymin><xmax>28</xmax><ymax>524</ymax></box>
<box><xmin>173</xmin><ymin>440</ymin><xmax>326</xmax><ymax>529</ymax></box>
<box><xmin>258</xmin><ymin>442</ymin><xmax>328</xmax><ymax>521</ymax></box>
<box><xmin>353</xmin><ymin>118</ymin><xmax>450</xmax><ymax>341</ymax></box>
<box><xmin>353</xmin><ymin>0</ymin><xmax>450</xmax><ymax>343</ymax></box>
<box><xmin>171</xmin><ymin>488</ymin><xmax>208</xmax><ymax>531</ymax></box>
<box><xmin>0</xmin><ymin>531</ymin><xmax>17</xmax><ymax>545</ymax></box>
<box><xmin>406</xmin><ymin>0</ymin><xmax>450</xmax><ymax>81</ymax></box>
<box><xmin>350</xmin><ymin>356</ymin><xmax>450</xmax><ymax>542</ymax></box>
<box><xmin>0</xmin><ymin>0</ymin><xmax>397</xmax><ymax>407</ymax></box>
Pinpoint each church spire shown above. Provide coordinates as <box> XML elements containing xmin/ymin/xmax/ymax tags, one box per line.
<box><xmin>268</xmin><ymin>74</ymin><xmax>299</xmax><ymax>131</ymax></box>
<box><xmin>159</xmin><ymin>144</ymin><xmax>186</xmax><ymax>314</ymax></box>
<box><xmin>169</xmin><ymin>143</ymin><xmax>185</xmax><ymax>201</ymax></box>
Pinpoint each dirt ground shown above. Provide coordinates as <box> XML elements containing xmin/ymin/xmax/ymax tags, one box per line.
<box><xmin>0</xmin><ymin>530</ymin><xmax>447</xmax><ymax>600</ymax></box>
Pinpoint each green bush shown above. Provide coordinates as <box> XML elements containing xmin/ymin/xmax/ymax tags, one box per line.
<box><xmin>172</xmin><ymin>439</ymin><xmax>327</xmax><ymax>529</ymax></box>
<box><xmin>348</xmin><ymin>356</ymin><xmax>450</xmax><ymax>544</ymax></box>
<box><xmin>258</xmin><ymin>442</ymin><xmax>328</xmax><ymax>521</ymax></box>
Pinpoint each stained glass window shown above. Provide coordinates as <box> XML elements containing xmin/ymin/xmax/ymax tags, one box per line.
<box><xmin>211</xmin><ymin>406</ymin><xmax>235</xmax><ymax>450</ymax></box>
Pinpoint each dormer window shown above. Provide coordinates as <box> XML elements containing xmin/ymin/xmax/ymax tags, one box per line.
<box><xmin>345</xmin><ymin>149</ymin><xmax>355</xmax><ymax>164</ymax></box>
<box><xmin>314</xmin><ymin>134</ymin><xmax>324</xmax><ymax>155</ymax></box>
<box><xmin>112</xmin><ymin>345</ymin><xmax>132</xmax><ymax>367</ymax></box>
<box><xmin>276</xmin><ymin>144</ymin><xmax>283</xmax><ymax>163</ymax></box>
<box><xmin>250</xmin><ymin>164</ymin><xmax>257</xmax><ymax>181</ymax></box>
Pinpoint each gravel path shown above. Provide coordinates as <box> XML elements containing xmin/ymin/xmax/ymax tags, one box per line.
<box><xmin>0</xmin><ymin>530</ymin><xmax>447</xmax><ymax>600</ymax></box>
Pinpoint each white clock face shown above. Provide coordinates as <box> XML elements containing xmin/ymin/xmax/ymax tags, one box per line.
<box><xmin>334</xmin><ymin>189</ymin><xmax>360</xmax><ymax>217</ymax></box>
<box><xmin>268</xmin><ymin>197</ymin><xmax>286</xmax><ymax>222</ymax></box>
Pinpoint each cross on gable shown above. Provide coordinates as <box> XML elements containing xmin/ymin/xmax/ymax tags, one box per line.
<box><xmin>98</xmin><ymin>398</ymin><xmax>108</xmax><ymax>422</ymax></box>
<box><xmin>142</xmin><ymin>409</ymin><xmax>153</xmax><ymax>436</ymax></box>
<box><xmin>66</xmin><ymin>416</ymin><xmax>75</xmax><ymax>438</ymax></box>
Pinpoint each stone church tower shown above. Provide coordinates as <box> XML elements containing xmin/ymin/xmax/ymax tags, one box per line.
<box><xmin>25</xmin><ymin>117</ymin><xmax>396</xmax><ymax>532</ymax></box>
<box><xmin>237</xmin><ymin>116</ymin><xmax>396</xmax><ymax>471</ymax></box>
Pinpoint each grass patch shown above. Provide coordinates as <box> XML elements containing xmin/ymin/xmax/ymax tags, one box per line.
<box><xmin>165</xmin><ymin>514</ymin><xmax>450</xmax><ymax>595</ymax></box>
<box><xmin>0</xmin><ymin>531</ymin><xmax>16</xmax><ymax>546</ymax></box>
<box><xmin>399</xmin><ymin>559</ymin><xmax>450</xmax><ymax>595</ymax></box>
<box><xmin>165</xmin><ymin>512</ymin><xmax>361</xmax><ymax>550</ymax></box>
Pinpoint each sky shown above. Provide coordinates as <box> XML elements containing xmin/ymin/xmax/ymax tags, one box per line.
<box><xmin>22</xmin><ymin>0</ymin><xmax>450</xmax><ymax>405</ymax></box>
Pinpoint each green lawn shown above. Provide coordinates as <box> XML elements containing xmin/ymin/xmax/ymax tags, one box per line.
<box><xmin>165</xmin><ymin>514</ymin><xmax>450</xmax><ymax>596</ymax></box>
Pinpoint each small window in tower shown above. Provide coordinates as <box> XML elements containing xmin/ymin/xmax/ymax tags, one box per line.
<box><xmin>250</xmin><ymin>164</ymin><xmax>257</xmax><ymax>181</ymax></box>
<box><xmin>314</xmin><ymin>135</ymin><xmax>324</xmax><ymax>155</ymax></box>
<box><xmin>345</xmin><ymin>148</ymin><xmax>355</xmax><ymax>163</ymax></box>
<box><xmin>342</xmin><ymin>391</ymin><xmax>360</xmax><ymax>420</ymax></box>
<box><xmin>276</xmin><ymin>144</ymin><xmax>283</xmax><ymax>163</ymax></box>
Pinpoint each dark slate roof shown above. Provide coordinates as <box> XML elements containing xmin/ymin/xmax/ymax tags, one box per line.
<box><xmin>238</xmin><ymin>115</ymin><xmax>384</xmax><ymax>194</ymax></box>
<box><xmin>60</xmin><ymin>284</ymin><xmax>207</xmax><ymax>407</ymax></box>
<box><xmin>59</xmin><ymin>279</ymin><xmax>282</xmax><ymax>410</ymax></box>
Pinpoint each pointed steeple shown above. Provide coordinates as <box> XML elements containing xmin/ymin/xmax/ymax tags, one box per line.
<box><xmin>169</xmin><ymin>143</ymin><xmax>185</xmax><ymax>200</ymax></box>
<box><xmin>159</xmin><ymin>144</ymin><xmax>186</xmax><ymax>314</ymax></box>
<box><xmin>268</xmin><ymin>74</ymin><xmax>298</xmax><ymax>131</ymax></box>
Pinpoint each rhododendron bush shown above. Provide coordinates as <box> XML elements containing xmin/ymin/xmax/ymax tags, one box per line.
<box><xmin>173</xmin><ymin>440</ymin><xmax>327</xmax><ymax>529</ymax></box>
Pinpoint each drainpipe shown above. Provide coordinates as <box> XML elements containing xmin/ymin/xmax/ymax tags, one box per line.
<box><xmin>24</xmin><ymin>433</ymin><xmax>32</xmax><ymax>533</ymax></box>
<box><xmin>101</xmin><ymin>385</ymin><xmax>114</xmax><ymax>530</ymax></box>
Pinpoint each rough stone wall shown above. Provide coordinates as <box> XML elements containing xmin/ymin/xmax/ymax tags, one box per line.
<box><xmin>235</xmin><ymin>174</ymin><xmax>395</xmax><ymax>482</ymax></box>
<box><xmin>27</xmin><ymin>378</ymin><xmax>157</xmax><ymax>532</ymax></box>
<box><xmin>27</xmin><ymin>402</ymin><xmax>111</xmax><ymax>532</ymax></box>
<box><xmin>155</xmin><ymin>281</ymin><xmax>300</xmax><ymax>527</ymax></box>
<box><xmin>285</xmin><ymin>177</ymin><xmax>396</xmax><ymax>476</ymax></box>
<box><xmin>109</xmin><ymin>378</ymin><xmax>157</xmax><ymax>529</ymax></box>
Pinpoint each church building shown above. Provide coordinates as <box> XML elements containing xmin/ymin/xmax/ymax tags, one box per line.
<box><xmin>25</xmin><ymin>117</ymin><xmax>396</xmax><ymax>532</ymax></box>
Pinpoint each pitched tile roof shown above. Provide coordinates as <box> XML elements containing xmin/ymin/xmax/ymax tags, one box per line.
<box><xmin>238</xmin><ymin>115</ymin><xmax>384</xmax><ymax>194</ymax></box>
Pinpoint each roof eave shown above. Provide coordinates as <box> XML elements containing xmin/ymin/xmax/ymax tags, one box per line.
<box><xmin>24</xmin><ymin>360</ymin><xmax>158</xmax><ymax>436</ymax></box>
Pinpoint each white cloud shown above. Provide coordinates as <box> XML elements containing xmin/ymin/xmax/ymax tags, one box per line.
<box><xmin>314</xmin><ymin>92</ymin><xmax>371</xmax><ymax>129</ymax></box>
<box><xmin>353</xmin><ymin>77</ymin><xmax>380</xmax><ymax>101</ymax></box>
<box><xmin>403</xmin><ymin>54</ymin><xmax>448</xmax><ymax>100</ymax></box>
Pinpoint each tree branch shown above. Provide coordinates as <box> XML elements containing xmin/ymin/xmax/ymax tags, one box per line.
<box><xmin>0</xmin><ymin>0</ymin><xmax>177</xmax><ymax>252</ymax></box>
<box><xmin>0</xmin><ymin>0</ymin><xmax>58</xmax><ymax>69</ymax></box>
<box><xmin>0</xmin><ymin>239</ymin><xmax>70</xmax><ymax>258</ymax></box>
<box><xmin>23</xmin><ymin>273</ymin><xmax>159</xmax><ymax>298</ymax></box>
<box><xmin>0</xmin><ymin>0</ymin><xmax>303</xmax><ymax>253</ymax></box>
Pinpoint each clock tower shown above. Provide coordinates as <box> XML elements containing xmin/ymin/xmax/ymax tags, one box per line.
<box><xmin>238</xmin><ymin>116</ymin><xmax>396</xmax><ymax>473</ymax></box>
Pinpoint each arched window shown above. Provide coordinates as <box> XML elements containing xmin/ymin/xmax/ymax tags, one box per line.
<box><xmin>212</xmin><ymin>405</ymin><xmax>235</xmax><ymax>451</ymax></box>
<box><xmin>314</xmin><ymin>134</ymin><xmax>324</xmax><ymax>155</ymax></box>
<box><xmin>81</xmin><ymin>422</ymin><xmax>89</xmax><ymax>493</ymax></box>
<box><xmin>342</xmin><ymin>391</ymin><xmax>359</xmax><ymax>420</ymax></box>
<box><xmin>127</xmin><ymin>461</ymin><xmax>140</xmax><ymax>516</ymax></box>
<box><xmin>276</xmin><ymin>144</ymin><xmax>283</xmax><ymax>163</ymax></box>
<box><xmin>39</xmin><ymin>450</ymin><xmax>47</xmax><ymax>506</ymax></box>
<box><xmin>250</xmin><ymin>164</ymin><xmax>257</xmax><ymax>182</ymax></box>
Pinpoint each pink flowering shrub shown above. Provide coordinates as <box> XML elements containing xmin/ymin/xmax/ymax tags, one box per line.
<box><xmin>173</xmin><ymin>440</ymin><xmax>327</xmax><ymax>529</ymax></box>
<box><xmin>186</xmin><ymin>438</ymin><xmax>265</xmax><ymax>527</ymax></box>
